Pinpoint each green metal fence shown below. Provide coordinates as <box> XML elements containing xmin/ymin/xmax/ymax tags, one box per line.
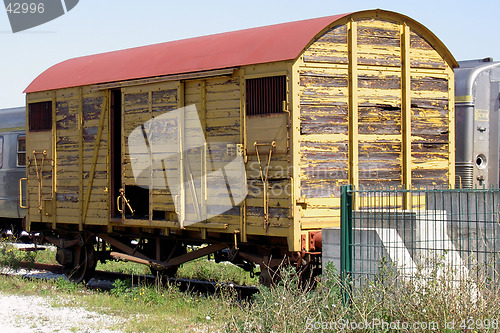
<box><xmin>340</xmin><ymin>185</ymin><xmax>500</xmax><ymax>289</ymax></box>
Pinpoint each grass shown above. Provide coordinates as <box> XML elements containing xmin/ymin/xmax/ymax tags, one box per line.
<box><xmin>178</xmin><ymin>258</ymin><xmax>259</xmax><ymax>286</ymax></box>
<box><xmin>2</xmin><ymin>238</ymin><xmax>500</xmax><ymax>332</ymax></box>
<box><xmin>0</xmin><ymin>273</ymin><xmax>245</xmax><ymax>332</ymax></box>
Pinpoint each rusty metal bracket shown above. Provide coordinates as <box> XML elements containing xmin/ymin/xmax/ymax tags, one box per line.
<box><xmin>98</xmin><ymin>234</ymin><xmax>148</xmax><ymax>260</ymax></box>
<box><xmin>32</xmin><ymin>150</ymin><xmax>47</xmax><ymax>212</ymax></box>
<box><xmin>254</xmin><ymin>141</ymin><xmax>276</xmax><ymax>231</ymax></box>
<box><xmin>110</xmin><ymin>243</ymin><xmax>228</xmax><ymax>270</ymax></box>
<box><xmin>117</xmin><ymin>188</ymin><xmax>135</xmax><ymax>216</ymax></box>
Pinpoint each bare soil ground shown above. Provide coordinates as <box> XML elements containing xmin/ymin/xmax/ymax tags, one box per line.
<box><xmin>0</xmin><ymin>292</ymin><xmax>124</xmax><ymax>333</ymax></box>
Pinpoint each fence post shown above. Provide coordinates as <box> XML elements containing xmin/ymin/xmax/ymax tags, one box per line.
<box><xmin>341</xmin><ymin>184</ymin><xmax>353</xmax><ymax>305</ymax></box>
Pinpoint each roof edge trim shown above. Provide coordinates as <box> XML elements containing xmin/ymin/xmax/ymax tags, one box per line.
<box><xmin>297</xmin><ymin>9</ymin><xmax>459</xmax><ymax>69</ymax></box>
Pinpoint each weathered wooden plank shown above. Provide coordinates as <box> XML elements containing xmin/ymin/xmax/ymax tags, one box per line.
<box><xmin>411</xmin><ymin>76</ymin><xmax>448</xmax><ymax>92</ymax></box>
<box><xmin>247</xmin><ymin>179</ymin><xmax>291</xmax><ymax>200</ymax></box>
<box><xmin>151</xmin><ymin>89</ymin><xmax>177</xmax><ymax>105</ymax></box>
<box><xmin>206</xmin><ymin>89</ymin><xmax>240</xmax><ymax>101</ymax></box>
<box><xmin>303</xmin><ymin>25</ymin><xmax>348</xmax><ymax>64</ymax></box>
<box><xmin>206</xmin><ymin>108</ymin><xmax>240</xmax><ymax>120</ymax></box>
<box><xmin>300</xmin><ymin>85</ymin><xmax>348</xmax><ymax>101</ymax></box>
<box><xmin>300</xmin><ymin>74</ymin><xmax>348</xmax><ymax>88</ymax></box>
<box><xmin>300</xmin><ymin>104</ymin><xmax>348</xmax><ymax>134</ymax></box>
<box><xmin>124</xmin><ymin>92</ymin><xmax>148</xmax><ymax>106</ymax></box>
<box><xmin>82</xmin><ymin>217</ymin><xmax>108</xmax><ymax>226</ymax></box>
<box><xmin>409</xmin><ymin>31</ymin><xmax>446</xmax><ymax>69</ymax></box>
<box><xmin>205</xmin><ymin>99</ymin><xmax>240</xmax><ymax>111</ymax></box>
<box><xmin>356</xmin><ymin>19</ymin><xmax>401</xmax><ymax>67</ymax></box>
<box><xmin>301</xmin><ymin>207</ymin><xmax>340</xmax><ymax>218</ymax></box>
<box><xmin>358</xmin><ymin>105</ymin><xmax>402</xmax><ymax>135</ymax></box>
<box><xmin>246</xmin><ymin>206</ymin><xmax>289</xmax><ymax>219</ymax></box>
<box><xmin>357</xmin><ymin>141</ymin><xmax>402</xmax><ymax>184</ymax></box>
<box><xmin>300</xmin><ymin>179</ymin><xmax>349</xmax><ymax>198</ymax></box>
<box><xmin>205</xmin><ymin>117</ymin><xmax>239</xmax><ymax>128</ymax></box>
<box><xmin>56</xmin><ymin>192</ymin><xmax>79</xmax><ymax>203</ymax></box>
<box><xmin>412</xmin><ymin>169</ymin><xmax>449</xmax><ymax>186</ymax></box>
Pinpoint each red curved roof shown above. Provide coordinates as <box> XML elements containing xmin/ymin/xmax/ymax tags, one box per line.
<box><xmin>25</xmin><ymin>10</ymin><xmax>458</xmax><ymax>93</ymax></box>
<box><xmin>25</xmin><ymin>14</ymin><xmax>348</xmax><ymax>93</ymax></box>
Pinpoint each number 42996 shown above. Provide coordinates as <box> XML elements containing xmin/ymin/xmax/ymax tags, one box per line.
<box><xmin>460</xmin><ymin>318</ymin><xmax>498</xmax><ymax>330</ymax></box>
<box><xmin>5</xmin><ymin>2</ymin><xmax>45</xmax><ymax>14</ymax></box>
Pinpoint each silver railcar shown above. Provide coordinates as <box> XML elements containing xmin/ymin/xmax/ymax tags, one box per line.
<box><xmin>0</xmin><ymin>106</ymin><xmax>26</xmax><ymax>231</ymax></box>
<box><xmin>455</xmin><ymin>58</ymin><xmax>500</xmax><ymax>188</ymax></box>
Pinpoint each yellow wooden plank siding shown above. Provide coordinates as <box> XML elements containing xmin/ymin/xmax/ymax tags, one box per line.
<box><xmin>55</xmin><ymin>89</ymin><xmax>80</xmax><ymax>225</ymax></box>
<box><xmin>203</xmin><ymin>75</ymin><xmax>244</xmax><ymax>230</ymax></box>
<box><xmin>118</xmin><ymin>75</ymin><xmax>254</xmax><ymax>232</ymax></box>
<box><xmin>297</xmin><ymin>16</ymin><xmax>453</xmax><ymax>229</ymax></box>
<box><xmin>24</xmin><ymin>11</ymin><xmax>456</xmax><ymax>254</ymax></box>
<box><xmin>55</xmin><ymin>90</ymin><xmax>109</xmax><ymax>225</ymax></box>
<box><xmin>54</xmin><ymin>89</ymin><xmax>110</xmax><ymax>225</ymax></box>
<box><xmin>25</xmin><ymin>88</ymin><xmax>109</xmax><ymax>227</ymax></box>
<box><xmin>82</xmin><ymin>92</ymin><xmax>109</xmax><ymax>224</ymax></box>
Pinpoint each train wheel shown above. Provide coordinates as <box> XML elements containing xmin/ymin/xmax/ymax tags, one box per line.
<box><xmin>63</xmin><ymin>243</ymin><xmax>96</xmax><ymax>283</ymax></box>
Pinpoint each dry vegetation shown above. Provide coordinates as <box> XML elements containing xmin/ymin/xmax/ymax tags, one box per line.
<box><xmin>1</xmin><ymin>240</ymin><xmax>500</xmax><ymax>332</ymax></box>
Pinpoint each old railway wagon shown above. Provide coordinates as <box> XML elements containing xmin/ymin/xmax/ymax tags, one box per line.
<box><xmin>24</xmin><ymin>9</ymin><xmax>457</xmax><ymax>283</ymax></box>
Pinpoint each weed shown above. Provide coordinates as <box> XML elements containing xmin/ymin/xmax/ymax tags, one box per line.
<box><xmin>0</xmin><ymin>242</ymin><xmax>36</xmax><ymax>270</ymax></box>
<box><xmin>54</xmin><ymin>277</ymin><xmax>80</xmax><ymax>293</ymax></box>
<box><xmin>178</xmin><ymin>258</ymin><xmax>258</xmax><ymax>286</ymax></box>
<box><xmin>3</xmin><ymin>237</ymin><xmax>500</xmax><ymax>332</ymax></box>
<box><xmin>97</xmin><ymin>260</ymin><xmax>150</xmax><ymax>276</ymax></box>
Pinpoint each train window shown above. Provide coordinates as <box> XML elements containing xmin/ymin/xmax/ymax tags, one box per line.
<box><xmin>0</xmin><ymin>136</ymin><xmax>3</xmax><ymax>169</ymax></box>
<box><xmin>246</xmin><ymin>76</ymin><xmax>286</xmax><ymax>116</ymax></box>
<box><xmin>17</xmin><ymin>135</ymin><xmax>26</xmax><ymax>167</ymax></box>
<box><xmin>29</xmin><ymin>101</ymin><xmax>52</xmax><ymax>131</ymax></box>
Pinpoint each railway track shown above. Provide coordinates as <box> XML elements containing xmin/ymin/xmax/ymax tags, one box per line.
<box><xmin>6</xmin><ymin>261</ymin><xmax>259</xmax><ymax>298</ymax></box>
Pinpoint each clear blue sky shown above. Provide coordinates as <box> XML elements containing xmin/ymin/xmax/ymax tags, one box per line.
<box><xmin>1</xmin><ymin>0</ymin><xmax>499</xmax><ymax>108</ymax></box>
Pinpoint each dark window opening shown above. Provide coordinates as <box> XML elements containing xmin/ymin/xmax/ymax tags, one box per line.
<box><xmin>124</xmin><ymin>185</ymin><xmax>149</xmax><ymax>218</ymax></box>
<box><xmin>29</xmin><ymin>101</ymin><xmax>52</xmax><ymax>131</ymax></box>
<box><xmin>17</xmin><ymin>135</ymin><xmax>26</xmax><ymax>167</ymax></box>
<box><xmin>246</xmin><ymin>76</ymin><xmax>286</xmax><ymax>116</ymax></box>
<box><xmin>111</xmin><ymin>90</ymin><xmax>123</xmax><ymax>217</ymax></box>
<box><xmin>0</xmin><ymin>136</ymin><xmax>3</xmax><ymax>169</ymax></box>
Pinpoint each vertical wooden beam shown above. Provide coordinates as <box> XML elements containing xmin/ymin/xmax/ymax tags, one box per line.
<box><xmin>447</xmin><ymin>66</ymin><xmax>456</xmax><ymax>189</ymax></box>
<box><xmin>238</xmin><ymin>71</ymin><xmax>247</xmax><ymax>242</ymax></box>
<box><xmin>177</xmin><ymin>82</ymin><xmax>185</xmax><ymax>228</ymax></box>
<box><xmin>290</xmin><ymin>59</ymin><xmax>303</xmax><ymax>252</ymax></box>
<box><xmin>200</xmin><ymin>80</ymin><xmax>207</xmax><ymax>132</ymax></box>
<box><xmin>347</xmin><ymin>20</ymin><xmax>359</xmax><ymax>189</ymax></box>
<box><xmin>120</xmin><ymin>90</ymin><xmax>126</xmax><ymax>222</ymax></box>
<box><xmin>51</xmin><ymin>91</ymin><xmax>57</xmax><ymax>229</ymax></box>
<box><xmin>401</xmin><ymin>23</ymin><xmax>412</xmax><ymax>209</ymax></box>
<box><xmin>78</xmin><ymin>88</ymin><xmax>84</xmax><ymax>231</ymax></box>
<box><xmin>148</xmin><ymin>91</ymin><xmax>153</xmax><ymax>224</ymax></box>
<box><xmin>200</xmin><ymin>80</ymin><xmax>208</xmax><ymax>239</ymax></box>
<box><xmin>82</xmin><ymin>94</ymin><xmax>108</xmax><ymax>223</ymax></box>
<box><xmin>106</xmin><ymin>90</ymin><xmax>112</xmax><ymax>232</ymax></box>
